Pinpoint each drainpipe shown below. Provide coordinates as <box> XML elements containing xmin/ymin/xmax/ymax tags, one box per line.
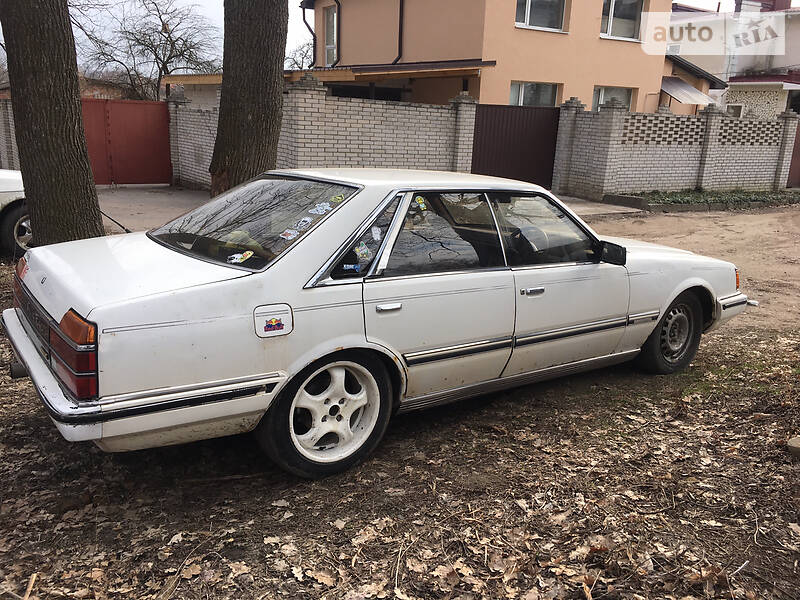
<box><xmin>392</xmin><ymin>0</ymin><xmax>405</xmax><ymax>64</ymax></box>
<box><xmin>331</xmin><ymin>0</ymin><xmax>342</xmax><ymax>67</ymax></box>
<box><xmin>301</xmin><ymin>6</ymin><xmax>316</xmax><ymax>68</ymax></box>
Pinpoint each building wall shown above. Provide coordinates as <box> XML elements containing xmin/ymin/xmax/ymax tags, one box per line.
<box><xmin>183</xmin><ymin>84</ymin><xmax>221</xmax><ymax>110</ymax></box>
<box><xmin>478</xmin><ymin>0</ymin><xmax>671</xmax><ymax>110</ymax></box>
<box><xmin>552</xmin><ymin>99</ymin><xmax>798</xmax><ymax>200</ymax></box>
<box><xmin>724</xmin><ymin>86</ymin><xmax>789</xmax><ymax>120</ymax></box>
<box><xmin>169</xmin><ymin>75</ymin><xmax>476</xmax><ymax>189</ymax></box>
<box><xmin>662</xmin><ymin>58</ymin><xmax>713</xmax><ymax>116</ymax></box>
<box><xmin>312</xmin><ymin>0</ymin><xmax>486</xmax><ymax>67</ymax></box>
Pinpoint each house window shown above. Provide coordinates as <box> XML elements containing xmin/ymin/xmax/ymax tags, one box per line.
<box><xmin>600</xmin><ymin>0</ymin><xmax>643</xmax><ymax>40</ymax></box>
<box><xmin>515</xmin><ymin>0</ymin><xmax>565</xmax><ymax>30</ymax></box>
<box><xmin>510</xmin><ymin>82</ymin><xmax>558</xmax><ymax>106</ymax></box>
<box><xmin>592</xmin><ymin>86</ymin><xmax>633</xmax><ymax>110</ymax></box>
<box><xmin>324</xmin><ymin>5</ymin><xmax>337</xmax><ymax>66</ymax></box>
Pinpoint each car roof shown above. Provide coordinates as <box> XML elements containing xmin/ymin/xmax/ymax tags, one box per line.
<box><xmin>270</xmin><ymin>168</ymin><xmax>549</xmax><ymax>192</ymax></box>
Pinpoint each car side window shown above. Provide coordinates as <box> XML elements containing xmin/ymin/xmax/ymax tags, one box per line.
<box><xmin>382</xmin><ymin>192</ymin><xmax>505</xmax><ymax>278</ymax></box>
<box><xmin>331</xmin><ymin>196</ymin><xmax>401</xmax><ymax>279</ymax></box>
<box><xmin>488</xmin><ymin>193</ymin><xmax>597</xmax><ymax>266</ymax></box>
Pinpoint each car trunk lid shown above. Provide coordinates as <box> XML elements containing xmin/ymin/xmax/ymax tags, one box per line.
<box><xmin>19</xmin><ymin>232</ymin><xmax>248</xmax><ymax>321</ymax></box>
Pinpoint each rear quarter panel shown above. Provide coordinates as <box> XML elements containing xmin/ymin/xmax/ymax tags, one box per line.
<box><xmin>90</xmin><ymin>184</ymin><xmax>401</xmax><ymax>399</ymax></box>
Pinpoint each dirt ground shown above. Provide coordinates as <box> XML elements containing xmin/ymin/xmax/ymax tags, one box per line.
<box><xmin>0</xmin><ymin>207</ymin><xmax>799</xmax><ymax>600</ymax></box>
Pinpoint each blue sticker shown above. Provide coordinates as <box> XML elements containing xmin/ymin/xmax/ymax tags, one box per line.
<box><xmin>342</xmin><ymin>263</ymin><xmax>361</xmax><ymax>272</ymax></box>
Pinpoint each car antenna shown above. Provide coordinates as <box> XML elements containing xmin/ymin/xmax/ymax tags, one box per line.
<box><xmin>99</xmin><ymin>209</ymin><xmax>133</xmax><ymax>234</ymax></box>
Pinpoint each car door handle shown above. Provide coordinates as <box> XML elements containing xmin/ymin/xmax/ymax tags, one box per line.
<box><xmin>376</xmin><ymin>303</ymin><xmax>402</xmax><ymax>313</ymax></box>
<box><xmin>521</xmin><ymin>287</ymin><xmax>545</xmax><ymax>297</ymax></box>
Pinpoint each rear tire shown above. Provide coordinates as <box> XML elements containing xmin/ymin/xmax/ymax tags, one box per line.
<box><xmin>637</xmin><ymin>291</ymin><xmax>702</xmax><ymax>375</ymax></box>
<box><xmin>1</xmin><ymin>203</ymin><xmax>31</xmax><ymax>258</ymax></box>
<box><xmin>254</xmin><ymin>351</ymin><xmax>392</xmax><ymax>478</ymax></box>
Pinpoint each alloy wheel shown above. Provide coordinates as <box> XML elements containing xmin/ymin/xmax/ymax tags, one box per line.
<box><xmin>14</xmin><ymin>214</ymin><xmax>32</xmax><ymax>251</ymax></box>
<box><xmin>289</xmin><ymin>361</ymin><xmax>380</xmax><ymax>463</ymax></box>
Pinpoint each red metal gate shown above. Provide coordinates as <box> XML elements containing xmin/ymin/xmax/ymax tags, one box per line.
<box><xmin>81</xmin><ymin>99</ymin><xmax>172</xmax><ymax>185</ymax></box>
<box><xmin>471</xmin><ymin>105</ymin><xmax>560</xmax><ymax>189</ymax></box>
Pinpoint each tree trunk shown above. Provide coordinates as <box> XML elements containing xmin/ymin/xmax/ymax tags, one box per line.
<box><xmin>0</xmin><ymin>0</ymin><xmax>104</xmax><ymax>247</ymax></box>
<box><xmin>209</xmin><ymin>0</ymin><xmax>288</xmax><ymax>197</ymax></box>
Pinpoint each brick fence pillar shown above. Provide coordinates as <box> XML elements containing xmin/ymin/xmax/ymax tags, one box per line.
<box><xmin>697</xmin><ymin>103</ymin><xmax>724</xmax><ymax>190</ymax></box>
<box><xmin>284</xmin><ymin>73</ymin><xmax>327</xmax><ymax>168</ymax></box>
<box><xmin>592</xmin><ymin>98</ymin><xmax>628</xmax><ymax>199</ymax></box>
<box><xmin>551</xmin><ymin>97</ymin><xmax>585</xmax><ymax>194</ymax></box>
<box><xmin>449</xmin><ymin>92</ymin><xmax>477</xmax><ymax>173</ymax></box>
<box><xmin>774</xmin><ymin>109</ymin><xmax>798</xmax><ymax>190</ymax></box>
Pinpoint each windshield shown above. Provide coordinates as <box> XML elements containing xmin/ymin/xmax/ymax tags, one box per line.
<box><xmin>149</xmin><ymin>177</ymin><xmax>358</xmax><ymax>270</ymax></box>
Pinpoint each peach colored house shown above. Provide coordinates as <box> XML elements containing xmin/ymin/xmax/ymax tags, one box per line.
<box><xmin>298</xmin><ymin>0</ymin><xmax>722</xmax><ymax>112</ymax></box>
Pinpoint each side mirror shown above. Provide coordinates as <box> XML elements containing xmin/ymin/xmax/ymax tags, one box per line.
<box><xmin>600</xmin><ymin>241</ymin><xmax>626</xmax><ymax>266</ymax></box>
<box><xmin>330</xmin><ymin>250</ymin><xmax>362</xmax><ymax>279</ymax></box>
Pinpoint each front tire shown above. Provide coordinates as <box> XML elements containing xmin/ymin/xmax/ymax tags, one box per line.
<box><xmin>254</xmin><ymin>352</ymin><xmax>392</xmax><ymax>478</ymax></box>
<box><xmin>1</xmin><ymin>203</ymin><xmax>31</xmax><ymax>258</ymax></box>
<box><xmin>637</xmin><ymin>291</ymin><xmax>703</xmax><ymax>374</ymax></box>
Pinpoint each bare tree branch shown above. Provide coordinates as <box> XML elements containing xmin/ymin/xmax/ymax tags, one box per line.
<box><xmin>79</xmin><ymin>0</ymin><xmax>220</xmax><ymax>100</ymax></box>
<box><xmin>285</xmin><ymin>40</ymin><xmax>313</xmax><ymax>71</ymax></box>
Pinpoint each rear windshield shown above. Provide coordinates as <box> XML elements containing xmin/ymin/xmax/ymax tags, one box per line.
<box><xmin>149</xmin><ymin>177</ymin><xmax>358</xmax><ymax>270</ymax></box>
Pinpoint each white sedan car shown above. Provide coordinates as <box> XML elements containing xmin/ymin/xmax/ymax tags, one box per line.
<box><xmin>0</xmin><ymin>169</ymin><xmax>30</xmax><ymax>256</ymax></box>
<box><xmin>2</xmin><ymin>170</ymin><xmax>753</xmax><ymax>477</ymax></box>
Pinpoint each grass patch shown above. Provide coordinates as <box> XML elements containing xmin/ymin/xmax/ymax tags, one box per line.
<box><xmin>641</xmin><ymin>188</ymin><xmax>800</xmax><ymax>207</ymax></box>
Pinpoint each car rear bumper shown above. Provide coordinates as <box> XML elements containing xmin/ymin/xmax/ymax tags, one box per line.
<box><xmin>2</xmin><ymin>307</ymin><xmax>286</xmax><ymax>450</ymax></box>
<box><xmin>2</xmin><ymin>307</ymin><xmax>102</xmax><ymax>441</ymax></box>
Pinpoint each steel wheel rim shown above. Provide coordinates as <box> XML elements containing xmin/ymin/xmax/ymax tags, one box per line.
<box><xmin>289</xmin><ymin>361</ymin><xmax>380</xmax><ymax>463</ymax></box>
<box><xmin>660</xmin><ymin>304</ymin><xmax>692</xmax><ymax>363</ymax></box>
<box><xmin>14</xmin><ymin>214</ymin><xmax>31</xmax><ymax>250</ymax></box>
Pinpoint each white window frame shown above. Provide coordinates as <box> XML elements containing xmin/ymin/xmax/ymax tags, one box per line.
<box><xmin>600</xmin><ymin>0</ymin><xmax>644</xmax><ymax>41</ymax></box>
<box><xmin>324</xmin><ymin>5</ymin><xmax>337</xmax><ymax>67</ymax></box>
<box><xmin>593</xmin><ymin>86</ymin><xmax>633</xmax><ymax>111</ymax></box>
<box><xmin>725</xmin><ymin>104</ymin><xmax>744</xmax><ymax>118</ymax></box>
<box><xmin>515</xmin><ymin>0</ymin><xmax>566</xmax><ymax>33</ymax></box>
<box><xmin>510</xmin><ymin>81</ymin><xmax>559</xmax><ymax>107</ymax></box>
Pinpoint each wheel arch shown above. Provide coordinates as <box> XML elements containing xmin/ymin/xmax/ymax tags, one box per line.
<box><xmin>277</xmin><ymin>344</ymin><xmax>407</xmax><ymax>412</ymax></box>
<box><xmin>662</xmin><ymin>279</ymin><xmax>717</xmax><ymax>332</ymax></box>
<box><xmin>0</xmin><ymin>196</ymin><xmax>25</xmax><ymax>221</ymax></box>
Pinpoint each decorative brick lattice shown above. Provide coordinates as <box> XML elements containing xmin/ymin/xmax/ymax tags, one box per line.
<box><xmin>718</xmin><ymin>118</ymin><xmax>782</xmax><ymax>146</ymax></box>
<box><xmin>622</xmin><ymin>113</ymin><xmax>705</xmax><ymax>145</ymax></box>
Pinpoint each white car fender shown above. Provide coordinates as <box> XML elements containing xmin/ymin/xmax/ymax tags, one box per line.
<box><xmin>280</xmin><ymin>335</ymin><xmax>408</xmax><ymax>400</ymax></box>
<box><xmin>660</xmin><ymin>276</ymin><xmax>718</xmax><ymax>325</ymax></box>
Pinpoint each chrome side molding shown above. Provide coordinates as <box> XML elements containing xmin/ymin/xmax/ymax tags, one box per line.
<box><xmin>398</xmin><ymin>349</ymin><xmax>640</xmax><ymax>413</ymax></box>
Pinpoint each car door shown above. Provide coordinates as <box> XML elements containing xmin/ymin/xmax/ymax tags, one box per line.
<box><xmin>487</xmin><ymin>192</ymin><xmax>630</xmax><ymax>377</ymax></box>
<box><xmin>362</xmin><ymin>191</ymin><xmax>515</xmax><ymax>400</ymax></box>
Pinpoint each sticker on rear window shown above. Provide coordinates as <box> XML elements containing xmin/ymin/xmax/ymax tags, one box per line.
<box><xmin>294</xmin><ymin>217</ymin><xmax>313</xmax><ymax>231</ymax></box>
<box><xmin>227</xmin><ymin>250</ymin><xmax>254</xmax><ymax>264</ymax></box>
<box><xmin>309</xmin><ymin>202</ymin><xmax>332</xmax><ymax>215</ymax></box>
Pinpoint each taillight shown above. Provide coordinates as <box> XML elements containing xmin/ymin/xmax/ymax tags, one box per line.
<box><xmin>15</xmin><ymin>256</ymin><xmax>28</xmax><ymax>280</ymax></box>
<box><xmin>12</xmin><ymin>257</ymin><xmax>26</xmax><ymax>309</ymax></box>
<box><xmin>735</xmin><ymin>268</ymin><xmax>740</xmax><ymax>291</ymax></box>
<box><xmin>50</xmin><ymin>309</ymin><xmax>98</xmax><ymax>401</ymax></box>
<box><xmin>59</xmin><ymin>309</ymin><xmax>96</xmax><ymax>345</ymax></box>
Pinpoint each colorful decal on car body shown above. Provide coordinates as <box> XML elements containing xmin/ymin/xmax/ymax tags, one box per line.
<box><xmin>226</xmin><ymin>250</ymin><xmax>254</xmax><ymax>264</ymax></box>
<box><xmin>264</xmin><ymin>318</ymin><xmax>284</xmax><ymax>332</ymax></box>
<box><xmin>308</xmin><ymin>202</ymin><xmax>332</xmax><ymax>215</ymax></box>
<box><xmin>294</xmin><ymin>217</ymin><xmax>313</xmax><ymax>231</ymax></box>
<box><xmin>280</xmin><ymin>229</ymin><xmax>300</xmax><ymax>241</ymax></box>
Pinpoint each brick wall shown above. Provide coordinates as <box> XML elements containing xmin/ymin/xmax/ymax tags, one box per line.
<box><xmin>552</xmin><ymin>97</ymin><xmax>799</xmax><ymax>200</ymax></box>
<box><xmin>170</xmin><ymin>74</ymin><xmax>477</xmax><ymax>189</ymax></box>
<box><xmin>0</xmin><ymin>99</ymin><xmax>19</xmax><ymax>170</ymax></box>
